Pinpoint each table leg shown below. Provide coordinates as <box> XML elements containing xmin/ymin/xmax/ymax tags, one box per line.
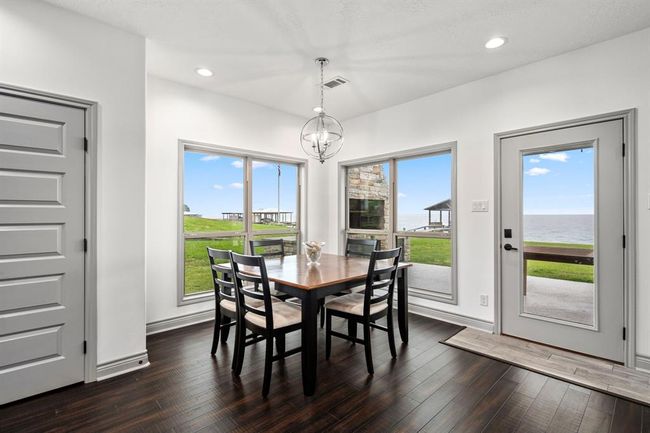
<box><xmin>301</xmin><ymin>291</ymin><xmax>319</xmax><ymax>396</ymax></box>
<box><xmin>397</xmin><ymin>268</ymin><xmax>409</xmax><ymax>343</ymax></box>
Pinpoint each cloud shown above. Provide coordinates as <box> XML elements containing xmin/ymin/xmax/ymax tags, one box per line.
<box><xmin>229</xmin><ymin>182</ymin><xmax>244</xmax><ymax>189</ymax></box>
<box><xmin>231</xmin><ymin>160</ymin><xmax>269</xmax><ymax>169</ymax></box>
<box><xmin>200</xmin><ymin>155</ymin><xmax>220</xmax><ymax>161</ymax></box>
<box><xmin>525</xmin><ymin>167</ymin><xmax>550</xmax><ymax>176</ymax></box>
<box><xmin>397</xmin><ymin>192</ymin><xmax>407</xmax><ymax>198</ymax></box>
<box><xmin>212</xmin><ymin>184</ymin><xmax>223</xmax><ymax>190</ymax></box>
<box><xmin>529</xmin><ymin>158</ymin><xmax>540</xmax><ymax>163</ymax></box>
<box><xmin>539</xmin><ymin>152</ymin><xmax>569</xmax><ymax>162</ymax></box>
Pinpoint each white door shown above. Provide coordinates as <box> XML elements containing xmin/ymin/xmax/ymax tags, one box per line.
<box><xmin>0</xmin><ymin>92</ymin><xmax>86</xmax><ymax>404</ymax></box>
<box><xmin>500</xmin><ymin>120</ymin><xmax>625</xmax><ymax>362</ymax></box>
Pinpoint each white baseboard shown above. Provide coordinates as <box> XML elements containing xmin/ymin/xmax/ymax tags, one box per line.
<box><xmin>635</xmin><ymin>355</ymin><xmax>650</xmax><ymax>372</ymax></box>
<box><xmin>146</xmin><ymin>309</ymin><xmax>215</xmax><ymax>336</ymax></box>
<box><xmin>96</xmin><ymin>351</ymin><xmax>150</xmax><ymax>381</ymax></box>
<box><xmin>408</xmin><ymin>303</ymin><xmax>494</xmax><ymax>332</ymax></box>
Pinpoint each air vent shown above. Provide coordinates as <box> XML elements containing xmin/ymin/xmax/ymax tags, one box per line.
<box><xmin>323</xmin><ymin>76</ymin><xmax>349</xmax><ymax>89</ymax></box>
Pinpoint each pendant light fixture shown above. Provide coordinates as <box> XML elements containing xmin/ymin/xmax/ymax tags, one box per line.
<box><xmin>300</xmin><ymin>57</ymin><xmax>344</xmax><ymax>163</ymax></box>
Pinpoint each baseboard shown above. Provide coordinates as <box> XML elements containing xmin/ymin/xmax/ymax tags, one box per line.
<box><xmin>146</xmin><ymin>309</ymin><xmax>215</xmax><ymax>336</ymax></box>
<box><xmin>96</xmin><ymin>351</ymin><xmax>150</xmax><ymax>381</ymax></box>
<box><xmin>408</xmin><ymin>303</ymin><xmax>494</xmax><ymax>332</ymax></box>
<box><xmin>635</xmin><ymin>355</ymin><xmax>650</xmax><ymax>373</ymax></box>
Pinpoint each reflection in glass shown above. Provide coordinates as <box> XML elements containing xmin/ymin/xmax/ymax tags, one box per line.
<box><xmin>522</xmin><ymin>147</ymin><xmax>595</xmax><ymax>326</ymax></box>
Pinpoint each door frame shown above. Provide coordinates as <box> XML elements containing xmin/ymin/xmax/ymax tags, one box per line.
<box><xmin>493</xmin><ymin>109</ymin><xmax>637</xmax><ymax>367</ymax></box>
<box><xmin>0</xmin><ymin>83</ymin><xmax>99</xmax><ymax>382</ymax></box>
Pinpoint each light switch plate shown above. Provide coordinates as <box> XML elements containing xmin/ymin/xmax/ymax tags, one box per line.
<box><xmin>472</xmin><ymin>200</ymin><xmax>489</xmax><ymax>212</ymax></box>
<box><xmin>480</xmin><ymin>294</ymin><xmax>489</xmax><ymax>306</ymax></box>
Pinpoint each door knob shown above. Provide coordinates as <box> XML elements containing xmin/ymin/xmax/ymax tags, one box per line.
<box><xmin>503</xmin><ymin>243</ymin><xmax>518</xmax><ymax>251</ymax></box>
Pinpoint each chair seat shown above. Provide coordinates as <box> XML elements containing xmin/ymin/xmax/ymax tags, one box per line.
<box><xmin>245</xmin><ymin>302</ymin><xmax>302</xmax><ymax>329</ymax></box>
<box><xmin>326</xmin><ymin>293</ymin><xmax>387</xmax><ymax>316</ymax></box>
<box><xmin>220</xmin><ymin>296</ymin><xmax>280</xmax><ymax>313</ymax></box>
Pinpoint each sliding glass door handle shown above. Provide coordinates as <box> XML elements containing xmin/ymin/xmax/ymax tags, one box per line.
<box><xmin>503</xmin><ymin>243</ymin><xmax>518</xmax><ymax>251</ymax></box>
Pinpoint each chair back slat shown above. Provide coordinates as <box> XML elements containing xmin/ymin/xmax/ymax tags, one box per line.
<box><xmin>230</xmin><ymin>252</ymin><xmax>276</xmax><ymax>329</ymax></box>
<box><xmin>345</xmin><ymin>238</ymin><xmax>378</xmax><ymax>258</ymax></box>
<box><xmin>363</xmin><ymin>247</ymin><xmax>401</xmax><ymax>316</ymax></box>
<box><xmin>207</xmin><ymin>247</ymin><xmax>237</xmax><ymax>306</ymax></box>
<box><xmin>250</xmin><ymin>239</ymin><xmax>285</xmax><ymax>258</ymax></box>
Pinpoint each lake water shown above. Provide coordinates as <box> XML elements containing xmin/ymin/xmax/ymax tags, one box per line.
<box><xmin>398</xmin><ymin>213</ymin><xmax>593</xmax><ymax>245</ymax></box>
<box><xmin>524</xmin><ymin>214</ymin><xmax>593</xmax><ymax>244</ymax></box>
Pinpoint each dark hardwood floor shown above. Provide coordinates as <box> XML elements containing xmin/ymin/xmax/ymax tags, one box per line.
<box><xmin>0</xmin><ymin>314</ymin><xmax>648</xmax><ymax>432</ymax></box>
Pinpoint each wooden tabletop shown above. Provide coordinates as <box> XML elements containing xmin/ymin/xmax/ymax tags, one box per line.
<box><xmin>523</xmin><ymin>245</ymin><xmax>594</xmax><ymax>265</ymax></box>
<box><xmin>240</xmin><ymin>253</ymin><xmax>411</xmax><ymax>290</ymax></box>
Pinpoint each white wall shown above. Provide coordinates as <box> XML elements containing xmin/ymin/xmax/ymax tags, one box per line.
<box><xmin>145</xmin><ymin>76</ymin><xmax>326</xmax><ymax>324</ymax></box>
<box><xmin>324</xmin><ymin>29</ymin><xmax>650</xmax><ymax>356</ymax></box>
<box><xmin>0</xmin><ymin>1</ymin><xmax>147</xmax><ymax>365</ymax></box>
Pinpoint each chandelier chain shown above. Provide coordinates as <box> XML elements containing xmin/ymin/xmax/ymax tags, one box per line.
<box><xmin>319</xmin><ymin>59</ymin><xmax>324</xmax><ymax>112</ymax></box>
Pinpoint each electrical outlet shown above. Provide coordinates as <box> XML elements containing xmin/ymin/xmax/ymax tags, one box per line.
<box><xmin>480</xmin><ymin>294</ymin><xmax>489</xmax><ymax>306</ymax></box>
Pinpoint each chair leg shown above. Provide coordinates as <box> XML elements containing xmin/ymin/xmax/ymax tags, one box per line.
<box><xmin>262</xmin><ymin>336</ymin><xmax>274</xmax><ymax>398</ymax></box>
<box><xmin>231</xmin><ymin>320</ymin><xmax>241</xmax><ymax>370</ymax></box>
<box><xmin>211</xmin><ymin>308</ymin><xmax>221</xmax><ymax>355</ymax></box>
<box><xmin>325</xmin><ymin>312</ymin><xmax>332</xmax><ymax>360</ymax></box>
<box><xmin>276</xmin><ymin>333</ymin><xmax>285</xmax><ymax>360</ymax></box>
<box><xmin>320</xmin><ymin>300</ymin><xmax>325</xmax><ymax>328</ymax></box>
<box><xmin>220</xmin><ymin>315</ymin><xmax>232</xmax><ymax>343</ymax></box>
<box><xmin>233</xmin><ymin>322</ymin><xmax>246</xmax><ymax>375</ymax></box>
<box><xmin>348</xmin><ymin>319</ymin><xmax>357</xmax><ymax>344</ymax></box>
<box><xmin>363</xmin><ymin>321</ymin><xmax>374</xmax><ymax>375</ymax></box>
<box><xmin>387</xmin><ymin>310</ymin><xmax>397</xmax><ymax>359</ymax></box>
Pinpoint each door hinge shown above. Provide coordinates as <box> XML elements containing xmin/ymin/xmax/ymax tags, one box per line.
<box><xmin>84</xmin><ymin>137</ymin><xmax>88</xmax><ymax>152</ymax></box>
<box><xmin>623</xmin><ymin>327</ymin><xmax>627</xmax><ymax>341</ymax></box>
<box><xmin>83</xmin><ymin>238</ymin><xmax>88</xmax><ymax>252</ymax></box>
<box><xmin>622</xmin><ymin>142</ymin><xmax>626</xmax><ymax>157</ymax></box>
<box><xmin>83</xmin><ymin>340</ymin><xmax>87</xmax><ymax>354</ymax></box>
<box><xmin>622</xmin><ymin>235</ymin><xmax>626</xmax><ymax>249</ymax></box>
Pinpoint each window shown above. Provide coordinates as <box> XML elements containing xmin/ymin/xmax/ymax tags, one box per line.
<box><xmin>179</xmin><ymin>143</ymin><xmax>304</xmax><ymax>304</ymax></box>
<box><xmin>344</xmin><ymin>144</ymin><xmax>457</xmax><ymax>303</ymax></box>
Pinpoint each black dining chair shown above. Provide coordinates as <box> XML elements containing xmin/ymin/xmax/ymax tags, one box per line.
<box><xmin>319</xmin><ymin>238</ymin><xmax>379</xmax><ymax>328</ymax></box>
<box><xmin>206</xmin><ymin>248</ymin><xmax>239</xmax><ymax>358</ymax></box>
<box><xmin>249</xmin><ymin>238</ymin><xmax>284</xmax><ymax>258</ymax></box>
<box><xmin>249</xmin><ymin>239</ymin><xmax>294</xmax><ymax>302</ymax></box>
<box><xmin>325</xmin><ymin>247</ymin><xmax>401</xmax><ymax>375</ymax></box>
<box><xmin>207</xmin><ymin>247</ymin><xmax>282</xmax><ymax>370</ymax></box>
<box><xmin>230</xmin><ymin>252</ymin><xmax>303</xmax><ymax>397</ymax></box>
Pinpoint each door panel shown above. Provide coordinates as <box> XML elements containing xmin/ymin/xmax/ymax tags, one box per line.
<box><xmin>500</xmin><ymin>120</ymin><xmax>624</xmax><ymax>362</ymax></box>
<box><xmin>0</xmin><ymin>93</ymin><xmax>85</xmax><ymax>404</ymax></box>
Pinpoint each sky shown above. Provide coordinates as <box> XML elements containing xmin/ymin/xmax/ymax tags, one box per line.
<box><xmin>184</xmin><ymin>151</ymin><xmax>297</xmax><ymax>220</ymax></box>
<box><xmin>523</xmin><ymin>147</ymin><xmax>594</xmax><ymax>215</ymax></box>
<box><xmin>396</xmin><ymin>152</ymin><xmax>452</xmax><ymax>215</ymax></box>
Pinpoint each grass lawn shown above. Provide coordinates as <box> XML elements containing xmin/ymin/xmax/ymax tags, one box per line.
<box><xmin>524</xmin><ymin>241</ymin><xmax>594</xmax><ymax>283</ymax></box>
<box><xmin>406</xmin><ymin>237</ymin><xmax>593</xmax><ymax>284</ymax></box>
<box><xmin>183</xmin><ymin>216</ymin><xmax>296</xmax><ymax>294</ymax></box>
<box><xmin>409</xmin><ymin>237</ymin><xmax>452</xmax><ymax>267</ymax></box>
<box><xmin>183</xmin><ymin>216</ymin><xmax>594</xmax><ymax>293</ymax></box>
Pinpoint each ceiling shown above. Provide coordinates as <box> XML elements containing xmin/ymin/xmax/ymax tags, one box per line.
<box><xmin>44</xmin><ymin>0</ymin><xmax>650</xmax><ymax>120</ymax></box>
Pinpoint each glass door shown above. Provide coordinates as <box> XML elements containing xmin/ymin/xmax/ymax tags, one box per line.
<box><xmin>500</xmin><ymin>120</ymin><xmax>625</xmax><ymax>362</ymax></box>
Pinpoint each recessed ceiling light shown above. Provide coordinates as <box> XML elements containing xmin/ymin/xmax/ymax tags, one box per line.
<box><xmin>195</xmin><ymin>68</ymin><xmax>213</xmax><ymax>77</ymax></box>
<box><xmin>485</xmin><ymin>37</ymin><xmax>507</xmax><ymax>49</ymax></box>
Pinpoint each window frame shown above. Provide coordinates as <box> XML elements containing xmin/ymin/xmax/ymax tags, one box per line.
<box><xmin>178</xmin><ymin>140</ymin><xmax>307</xmax><ymax>305</ymax></box>
<box><xmin>340</xmin><ymin>142</ymin><xmax>458</xmax><ymax>304</ymax></box>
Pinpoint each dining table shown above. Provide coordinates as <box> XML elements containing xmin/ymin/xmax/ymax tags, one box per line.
<box><xmin>238</xmin><ymin>252</ymin><xmax>412</xmax><ymax>396</ymax></box>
